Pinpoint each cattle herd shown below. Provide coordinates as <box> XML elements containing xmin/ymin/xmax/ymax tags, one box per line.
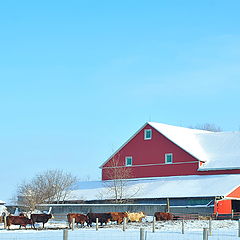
<box><xmin>5</xmin><ymin>214</ymin><xmax>53</xmax><ymax>229</ymax></box>
<box><xmin>67</xmin><ymin>211</ymin><xmax>145</xmax><ymax>228</ymax></box>
<box><xmin>3</xmin><ymin>211</ymin><xmax>175</xmax><ymax>230</ymax></box>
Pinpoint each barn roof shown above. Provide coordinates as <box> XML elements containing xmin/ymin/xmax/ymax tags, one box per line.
<box><xmin>100</xmin><ymin>122</ymin><xmax>240</xmax><ymax>171</ymax></box>
<box><xmin>148</xmin><ymin>122</ymin><xmax>240</xmax><ymax>170</ymax></box>
<box><xmin>68</xmin><ymin>174</ymin><xmax>240</xmax><ymax>201</ymax></box>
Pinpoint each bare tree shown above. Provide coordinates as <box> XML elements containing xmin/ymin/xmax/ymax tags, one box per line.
<box><xmin>189</xmin><ymin>123</ymin><xmax>222</xmax><ymax>132</ymax></box>
<box><xmin>17</xmin><ymin>169</ymin><xmax>77</xmax><ymax>210</ymax></box>
<box><xmin>99</xmin><ymin>155</ymin><xmax>140</xmax><ymax>203</ymax></box>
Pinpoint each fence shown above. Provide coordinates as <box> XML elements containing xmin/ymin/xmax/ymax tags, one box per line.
<box><xmin>2</xmin><ymin>215</ymin><xmax>240</xmax><ymax>240</ymax></box>
<box><xmin>1</xmin><ymin>227</ymin><xmax>240</xmax><ymax>240</ymax></box>
<box><xmin>50</xmin><ymin>212</ymin><xmax>240</xmax><ymax>221</ymax></box>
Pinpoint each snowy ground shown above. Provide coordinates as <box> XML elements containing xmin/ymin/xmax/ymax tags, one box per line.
<box><xmin>0</xmin><ymin>218</ymin><xmax>240</xmax><ymax>240</ymax></box>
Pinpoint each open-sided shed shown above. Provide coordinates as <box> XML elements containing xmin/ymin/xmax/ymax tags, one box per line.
<box><xmin>67</xmin><ymin>174</ymin><xmax>240</xmax><ymax>216</ymax></box>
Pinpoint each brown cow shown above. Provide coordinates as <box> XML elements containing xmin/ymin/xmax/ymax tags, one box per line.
<box><xmin>31</xmin><ymin>213</ymin><xmax>53</xmax><ymax>228</ymax></box>
<box><xmin>6</xmin><ymin>215</ymin><xmax>32</xmax><ymax>229</ymax></box>
<box><xmin>67</xmin><ymin>213</ymin><xmax>88</xmax><ymax>228</ymax></box>
<box><xmin>154</xmin><ymin>212</ymin><xmax>174</xmax><ymax>221</ymax></box>
<box><xmin>108</xmin><ymin>212</ymin><xmax>128</xmax><ymax>224</ymax></box>
<box><xmin>87</xmin><ymin>213</ymin><xmax>111</xmax><ymax>226</ymax></box>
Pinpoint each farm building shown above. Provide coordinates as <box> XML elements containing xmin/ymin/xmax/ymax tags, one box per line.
<box><xmin>100</xmin><ymin>122</ymin><xmax>240</xmax><ymax>180</ymax></box>
<box><xmin>48</xmin><ymin>122</ymin><xmax>240</xmax><ymax>218</ymax></box>
<box><xmin>99</xmin><ymin>122</ymin><xmax>240</xmax><ymax>217</ymax></box>
<box><xmin>38</xmin><ymin>174</ymin><xmax>240</xmax><ymax>218</ymax></box>
<box><xmin>0</xmin><ymin>200</ymin><xmax>7</xmax><ymax>216</ymax></box>
<box><xmin>10</xmin><ymin>122</ymin><xmax>240</xmax><ymax>218</ymax></box>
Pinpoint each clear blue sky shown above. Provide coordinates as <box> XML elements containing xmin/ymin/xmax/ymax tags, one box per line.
<box><xmin>1</xmin><ymin>0</ymin><xmax>240</xmax><ymax>203</ymax></box>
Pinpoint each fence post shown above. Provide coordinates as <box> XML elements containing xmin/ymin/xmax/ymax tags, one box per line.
<box><xmin>166</xmin><ymin>198</ymin><xmax>170</xmax><ymax>213</ymax></box>
<box><xmin>203</xmin><ymin>228</ymin><xmax>208</xmax><ymax>240</ymax></box>
<box><xmin>63</xmin><ymin>229</ymin><xmax>68</xmax><ymax>240</ymax></box>
<box><xmin>96</xmin><ymin>218</ymin><xmax>99</xmax><ymax>231</ymax></box>
<box><xmin>3</xmin><ymin>216</ymin><xmax>7</xmax><ymax>229</ymax></box>
<box><xmin>140</xmin><ymin>228</ymin><xmax>144</xmax><ymax>240</ymax></box>
<box><xmin>238</xmin><ymin>220</ymin><xmax>240</xmax><ymax>237</ymax></box>
<box><xmin>123</xmin><ymin>217</ymin><xmax>127</xmax><ymax>231</ymax></box>
<box><xmin>71</xmin><ymin>218</ymin><xmax>75</xmax><ymax>231</ymax></box>
<box><xmin>208</xmin><ymin>217</ymin><xmax>212</xmax><ymax>236</ymax></box>
<box><xmin>181</xmin><ymin>219</ymin><xmax>184</xmax><ymax>234</ymax></box>
<box><xmin>152</xmin><ymin>217</ymin><xmax>156</xmax><ymax>233</ymax></box>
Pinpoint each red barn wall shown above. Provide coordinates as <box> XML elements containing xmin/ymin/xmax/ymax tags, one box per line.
<box><xmin>102</xmin><ymin>124</ymin><xmax>240</xmax><ymax>180</ymax></box>
<box><xmin>214</xmin><ymin>200</ymin><xmax>232</xmax><ymax>214</ymax></box>
<box><xmin>102</xmin><ymin>124</ymin><xmax>200</xmax><ymax>180</ymax></box>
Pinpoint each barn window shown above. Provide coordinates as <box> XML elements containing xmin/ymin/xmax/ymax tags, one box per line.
<box><xmin>144</xmin><ymin>129</ymin><xmax>152</xmax><ymax>140</ymax></box>
<box><xmin>125</xmin><ymin>156</ymin><xmax>132</xmax><ymax>166</ymax></box>
<box><xmin>165</xmin><ymin>153</ymin><xmax>173</xmax><ymax>164</ymax></box>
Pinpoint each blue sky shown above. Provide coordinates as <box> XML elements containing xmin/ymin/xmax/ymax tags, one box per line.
<box><xmin>0</xmin><ymin>0</ymin><xmax>240</xmax><ymax>203</ymax></box>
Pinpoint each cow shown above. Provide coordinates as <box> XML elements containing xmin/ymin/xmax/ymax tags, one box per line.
<box><xmin>67</xmin><ymin>213</ymin><xmax>88</xmax><ymax>228</ymax></box>
<box><xmin>154</xmin><ymin>212</ymin><xmax>174</xmax><ymax>221</ymax></box>
<box><xmin>126</xmin><ymin>212</ymin><xmax>145</xmax><ymax>222</ymax></box>
<box><xmin>6</xmin><ymin>215</ymin><xmax>32</xmax><ymax>229</ymax></box>
<box><xmin>198</xmin><ymin>215</ymin><xmax>211</xmax><ymax>220</ymax></box>
<box><xmin>31</xmin><ymin>213</ymin><xmax>53</xmax><ymax>228</ymax></box>
<box><xmin>87</xmin><ymin>213</ymin><xmax>111</xmax><ymax>227</ymax></box>
<box><xmin>107</xmin><ymin>212</ymin><xmax>128</xmax><ymax>224</ymax></box>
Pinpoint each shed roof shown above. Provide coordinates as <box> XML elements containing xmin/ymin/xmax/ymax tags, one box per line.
<box><xmin>68</xmin><ymin>174</ymin><xmax>240</xmax><ymax>201</ymax></box>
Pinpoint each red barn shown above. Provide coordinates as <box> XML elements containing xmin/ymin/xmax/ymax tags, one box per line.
<box><xmin>100</xmin><ymin>122</ymin><xmax>240</xmax><ymax>180</ymax></box>
<box><xmin>98</xmin><ymin>122</ymin><xmax>240</xmax><ymax>217</ymax></box>
<box><xmin>38</xmin><ymin>122</ymin><xmax>240</xmax><ymax>218</ymax></box>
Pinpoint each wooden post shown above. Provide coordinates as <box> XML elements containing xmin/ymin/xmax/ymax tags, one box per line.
<box><xmin>166</xmin><ymin>198</ymin><xmax>170</xmax><ymax>213</ymax></box>
<box><xmin>63</xmin><ymin>229</ymin><xmax>68</xmax><ymax>240</ymax></box>
<box><xmin>181</xmin><ymin>219</ymin><xmax>184</xmax><ymax>234</ymax></box>
<box><xmin>71</xmin><ymin>218</ymin><xmax>75</xmax><ymax>231</ymax></box>
<box><xmin>238</xmin><ymin>220</ymin><xmax>240</xmax><ymax>237</ymax></box>
<box><xmin>152</xmin><ymin>216</ymin><xmax>156</xmax><ymax>233</ymax></box>
<box><xmin>3</xmin><ymin>216</ymin><xmax>7</xmax><ymax>229</ymax></box>
<box><xmin>208</xmin><ymin>218</ymin><xmax>212</xmax><ymax>236</ymax></box>
<box><xmin>123</xmin><ymin>217</ymin><xmax>126</xmax><ymax>231</ymax></box>
<box><xmin>96</xmin><ymin>217</ymin><xmax>99</xmax><ymax>231</ymax></box>
<box><xmin>203</xmin><ymin>228</ymin><xmax>208</xmax><ymax>240</ymax></box>
<box><xmin>140</xmin><ymin>228</ymin><xmax>144</xmax><ymax>240</ymax></box>
<box><xmin>232</xmin><ymin>210</ymin><xmax>234</xmax><ymax>219</ymax></box>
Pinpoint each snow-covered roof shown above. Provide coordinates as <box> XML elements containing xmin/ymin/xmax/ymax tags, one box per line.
<box><xmin>0</xmin><ymin>200</ymin><xmax>5</xmax><ymax>204</ymax></box>
<box><xmin>100</xmin><ymin>122</ymin><xmax>240</xmax><ymax>170</ymax></box>
<box><xmin>148</xmin><ymin>122</ymin><xmax>240</xmax><ymax>170</ymax></box>
<box><xmin>67</xmin><ymin>174</ymin><xmax>240</xmax><ymax>201</ymax></box>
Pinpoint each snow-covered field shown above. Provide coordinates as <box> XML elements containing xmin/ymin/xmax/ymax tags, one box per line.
<box><xmin>0</xmin><ymin>219</ymin><xmax>240</xmax><ymax>240</ymax></box>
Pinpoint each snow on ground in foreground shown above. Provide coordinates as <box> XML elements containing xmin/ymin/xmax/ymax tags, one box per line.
<box><xmin>0</xmin><ymin>220</ymin><xmax>240</xmax><ymax>239</ymax></box>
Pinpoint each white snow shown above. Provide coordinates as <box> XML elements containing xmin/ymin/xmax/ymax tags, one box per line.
<box><xmin>68</xmin><ymin>174</ymin><xmax>240</xmax><ymax>201</ymax></box>
<box><xmin>0</xmin><ymin>219</ymin><xmax>240</xmax><ymax>240</ymax></box>
<box><xmin>0</xmin><ymin>205</ymin><xmax>8</xmax><ymax>216</ymax></box>
<box><xmin>148</xmin><ymin>122</ymin><xmax>240</xmax><ymax>170</ymax></box>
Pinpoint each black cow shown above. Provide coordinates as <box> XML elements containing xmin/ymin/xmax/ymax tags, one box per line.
<box><xmin>31</xmin><ymin>214</ymin><xmax>53</xmax><ymax>228</ymax></box>
<box><xmin>87</xmin><ymin>213</ymin><xmax>111</xmax><ymax>226</ymax></box>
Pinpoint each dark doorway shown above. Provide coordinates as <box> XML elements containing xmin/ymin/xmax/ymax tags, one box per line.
<box><xmin>232</xmin><ymin>200</ymin><xmax>240</xmax><ymax>212</ymax></box>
